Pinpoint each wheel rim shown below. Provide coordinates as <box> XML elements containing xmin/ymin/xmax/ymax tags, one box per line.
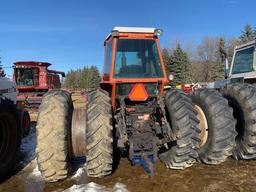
<box><xmin>195</xmin><ymin>105</ymin><xmax>208</xmax><ymax>147</ymax></box>
<box><xmin>71</xmin><ymin>108</ymin><xmax>86</xmax><ymax>158</ymax></box>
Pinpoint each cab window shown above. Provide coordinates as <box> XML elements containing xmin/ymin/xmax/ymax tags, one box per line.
<box><xmin>114</xmin><ymin>39</ymin><xmax>164</xmax><ymax>78</ymax></box>
<box><xmin>103</xmin><ymin>41</ymin><xmax>113</xmax><ymax>80</ymax></box>
<box><xmin>232</xmin><ymin>47</ymin><xmax>254</xmax><ymax>74</ymax></box>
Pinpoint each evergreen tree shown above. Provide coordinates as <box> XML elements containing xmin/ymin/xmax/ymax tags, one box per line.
<box><xmin>0</xmin><ymin>57</ymin><xmax>5</xmax><ymax>77</ymax></box>
<box><xmin>81</xmin><ymin>66</ymin><xmax>89</xmax><ymax>89</ymax></box>
<box><xmin>214</xmin><ymin>37</ymin><xmax>226</xmax><ymax>80</ymax></box>
<box><xmin>64</xmin><ymin>65</ymin><xmax>101</xmax><ymax>90</ymax></box>
<box><xmin>65</xmin><ymin>70</ymin><xmax>77</xmax><ymax>88</ymax></box>
<box><xmin>217</xmin><ymin>37</ymin><xmax>227</xmax><ymax>63</ymax></box>
<box><xmin>162</xmin><ymin>48</ymin><xmax>171</xmax><ymax>76</ymax></box>
<box><xmin>170</xmin><ymin>44</ymin><xmax>191</xmax><ymax>85</ymax></box>
<box><xmin>87</xmin><ymin>65</ymin><xmax>100</xmax><ymax>90</ymax></box>
<box><xmin>76</xmin><ymin>68</ymin><xmax>83</xmax><ymax>88</ymax></box>
<box><xmin>239</xmin><ymin>24</ymin><xmax>255</xmax><ymax>43</ymax></box>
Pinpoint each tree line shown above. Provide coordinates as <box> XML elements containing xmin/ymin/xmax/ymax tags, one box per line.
<box><xmin>0</xmin><ymin>57</ymin><xmax>5</xmax><ymax>77</ymax></box>
<box><xmin>163</xmin><ymin>23</ymin><xmax>256</xmax><ymax>85</ymax></box>
<box><xmin>64</xmin><ymin>65</ymin><xmax>100</xmax><ymax>90</ymax></box>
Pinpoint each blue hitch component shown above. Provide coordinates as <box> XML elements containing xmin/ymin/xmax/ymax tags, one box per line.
<box><xmin>131</xmin><ymin>154</ymin><xmax>156</xmax><ymax>174</ymax></box>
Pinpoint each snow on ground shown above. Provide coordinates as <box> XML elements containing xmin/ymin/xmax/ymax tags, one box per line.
<box><xmin>72</xmin><ymin>167</ymin><xmax>86</xmax><ymax>179</ymax></box>
<box><xmin>72</xmin><ymin>167</ymin><xmax>87</xmax><ymax>179</ymax></box>
<box><xmin>24</xmin><ymin>164</ymin><xmax>45</xmax><ymax>192</ymax></box>
<box><xmin>71</xmin><ymin>166</ymin><xmax>88</xmax><ymax>185</ymax></box>
<box><xmin>18</xmin><ymin>124</ymin><xmax>127</xmax><ymax>192</ymax></box>
<box><xmin>63</xmin><ymin>182</ymin><xmax>129</xmax><ymax>192</ymax></box>
<box><xmin>20</xmin><ymin>125</ymin><xmax>37</xmax><ymax>166</ymax></box>
<box><xmin>30</xmin><ymin>164</ymin><xmax>42</xmax><ymax>177</ymax></box>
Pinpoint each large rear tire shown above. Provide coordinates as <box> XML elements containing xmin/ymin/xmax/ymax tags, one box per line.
<box><xmin>36</xmin><ymin>90</ymin><xmax>73</xmax><ymax>182</ymax></box>
<box><xmin>159</xmin><ymin>89</ymin><xmax>200</xmax><ymax>169</ymax></box>
<box><xmin>0</xmin><ymin>101</ymin><xmax>21</xmax><ymax>181</ymax></box>
<box><xmin>86</xmin><ymin>89</ymin><xmax>113</xmax><ymax>178</ymax></box>
<box><xmin>221</xmin><ymin>83</ymin><xmax>256</xmax><ymax>160</ymax></box>
<box><xmin>191</xmin><ymin>89</ymin><xmax>236</xmax><ymax>164</ymax></box>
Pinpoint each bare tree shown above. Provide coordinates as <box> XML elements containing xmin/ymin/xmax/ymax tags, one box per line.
<box><xmin>226</xmin><ymin>38</ymin><xmax>240</xmax><ymax>64</ymax></box>
<box><xmin>197</xmin><ymin>36</ymin><xmax>218</xmax><ymax>61</ymax></box>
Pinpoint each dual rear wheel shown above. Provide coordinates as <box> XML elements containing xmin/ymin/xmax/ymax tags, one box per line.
<box><xmin>191</xmin><ymin>83</ymin><xmax>256</xmax><ymax>164</ymax></box>
<box><xmin>191</xmin><ymin>89</ymin><xmax>236</xmax><ymax>164</ymax></box>
<box><xmin>36</xmin><ymin>83</ymin><xmax>256</xmax><ymax>182</ymax></box>
<box><xmin>36</xmin><ymin>89</ymin><xmax>113</xmax><ymax>182</ymax></box>
<box><xmin>160</xmin><ymin>87</ymin><xmax>237</xmax><ymax>167</ymax></box>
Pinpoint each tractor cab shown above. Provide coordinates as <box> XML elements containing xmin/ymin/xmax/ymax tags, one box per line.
<box><xmin>101</xmin><ymin>27</ymin><xmax>169</xmax><ymax>107</ymax></box>
<box><xmin>228</xmin><ymin>40</ymin><xmax>256</xmax><ymax>83</ymax></box>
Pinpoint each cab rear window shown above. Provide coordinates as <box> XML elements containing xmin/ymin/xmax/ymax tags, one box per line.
<box><xmin>114</xmin><ymin>39</ymin><xmax>164</xmax><ymax>78</ymax></box>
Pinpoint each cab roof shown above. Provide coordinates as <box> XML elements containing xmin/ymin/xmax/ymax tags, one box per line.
<box><xmin>113</xmin><ymin>27</ymin><xmax>157</xmax><ymax>33</ymax></box>
<box><xmin>235</xmin><ymin>39</ymin><xmax>256</xmax><ymax>50</ymax></box>
<box><xmin>14</xmin><ymin>61</ymin><xmax>51</xmax><ymax>67</ymax></box>
<box><xmin>105</xmin><ymin>26</ymin><xmax>162</xmax><ymax>42</ymax></box>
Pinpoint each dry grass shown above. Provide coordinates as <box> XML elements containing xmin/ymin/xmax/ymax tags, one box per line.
<box><xmin>28</xmin><ymin>109</ymin><xmax>38</xmax><ymax>122</ymax></box>
<box><xmin>28</xmin><ymin>90</ymin><xmax>86</xmax><ymax>122</ymax></box>
<box><xmin>71</xmin><ymin>90</ymin><xmax>86</xmax><ymax>108</ymax></box>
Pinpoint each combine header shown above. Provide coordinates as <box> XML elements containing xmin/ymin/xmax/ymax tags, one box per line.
<box><xmin>13</xmin><ymin>61</ymin><xmax>65</xmax><ymax>107</ymax></box>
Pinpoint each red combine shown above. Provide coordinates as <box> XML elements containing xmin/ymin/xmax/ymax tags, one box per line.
<box><xmin>13</xmin><ymin>61</ymin><xmax>65</xmax><ymax>107</ymax></box>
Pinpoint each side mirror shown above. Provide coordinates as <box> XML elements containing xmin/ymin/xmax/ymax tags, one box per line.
<box><xmin>224</xmin><ymin>58</ymin><xmax>229</xmax><ymax>79</ymax></box>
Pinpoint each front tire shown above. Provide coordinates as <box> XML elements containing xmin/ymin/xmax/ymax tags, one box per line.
<box><xmin>159</xmin><ymin>89</ymin><xmax>200</xmax><ymax>169</ymax></box>
<box><xmin>36</xmin><ymin>90</ymin><xmax>73</xmax><ymax>182</ymax></box>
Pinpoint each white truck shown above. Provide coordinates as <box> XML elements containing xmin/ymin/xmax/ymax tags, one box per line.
<box><xmin>206</xmin><ymin>40</ymin><xmax>256</xmax><ymax>88</ymax></box>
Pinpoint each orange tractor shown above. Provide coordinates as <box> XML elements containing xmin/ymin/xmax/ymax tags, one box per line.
<box><xmin>36</xmin><ymin>27</ymin><xmax>256</xmax><ymax>183</ymax></box>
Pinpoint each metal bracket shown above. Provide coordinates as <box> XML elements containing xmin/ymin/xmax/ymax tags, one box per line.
<box><xmin>131</xmin><ymin>154</ymin><xmax>156</xmax><ymax>174</ymax></box>
<box><xmin>157</xmin><ymin>96</ymin><xmax>176</xmax><ymax>141</ymax></box>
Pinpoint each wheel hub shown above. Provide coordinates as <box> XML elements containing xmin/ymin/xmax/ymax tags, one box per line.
<box><xmin>195</xmin><ymin>105</ymin><xmax>208</xmax><ymax>147</ymax></box>
<box><xmin>71</xmin><ymin>108</ymin><xmax>86</xmax><ymax>158</ymax></box>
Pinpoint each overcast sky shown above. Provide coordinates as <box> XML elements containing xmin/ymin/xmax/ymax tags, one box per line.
<box><xmin>0</xmin><ymin>0</ymin><xmax>255</xmax><ymax>77</ymax></box>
